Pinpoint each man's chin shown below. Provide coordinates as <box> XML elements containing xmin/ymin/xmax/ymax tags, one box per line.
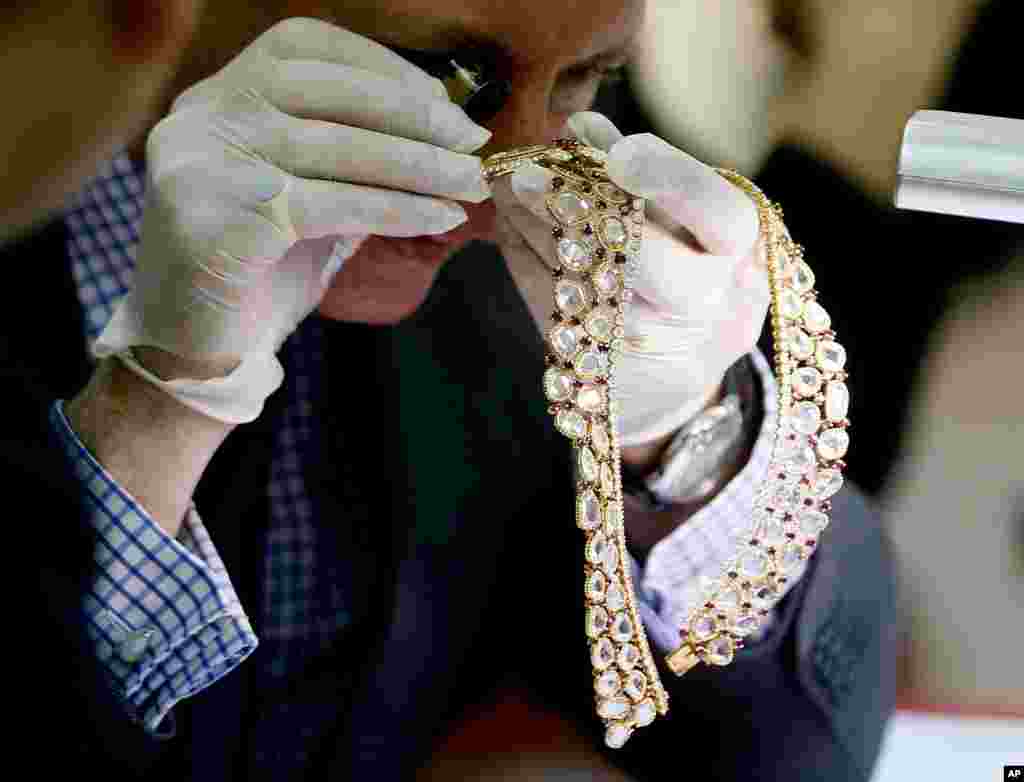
<box><xmin>317</xmin><ymin>201</ymin><xmax>500</xmax><ymax>325</ymax></box>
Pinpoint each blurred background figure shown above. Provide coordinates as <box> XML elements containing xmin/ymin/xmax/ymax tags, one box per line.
<box><xmin>0</xmin><ymin>0</ymin><xmax>201</xmax><ymax>242</ymax></box>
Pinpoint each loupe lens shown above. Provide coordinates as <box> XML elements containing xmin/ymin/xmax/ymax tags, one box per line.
<box><xmin>463</xmin><ymin>80</ymin><xmax>512</xmax><ymax>123</ymax></box>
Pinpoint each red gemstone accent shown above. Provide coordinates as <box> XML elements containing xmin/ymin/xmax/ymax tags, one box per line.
<box><xmin>805</xmin><ymin>538</ymin><xmax>817</xmax><ymax>546</ymax></box>
<box><xmin>704</xmin><ymin>602</ymin><xmax>714</xmax><ymax>609</ymax></box>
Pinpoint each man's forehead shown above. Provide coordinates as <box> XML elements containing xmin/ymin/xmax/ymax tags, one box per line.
<box><xmin>332</xmin><ymin>0</ymin><xmax>643</xmax><ymax>68</ymax></box>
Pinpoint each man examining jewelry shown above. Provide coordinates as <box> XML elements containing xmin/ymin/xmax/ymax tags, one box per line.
<box><xmin>20</xmin><ymin>0</ymin><xmax>895</xmax><ymax>777</ymax></box>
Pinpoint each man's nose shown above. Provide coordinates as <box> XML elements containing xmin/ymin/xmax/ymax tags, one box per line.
<box><xmin>472</xmin><ymin>80</ymin><xmax>571</xmax><ymax>158</ymax></box>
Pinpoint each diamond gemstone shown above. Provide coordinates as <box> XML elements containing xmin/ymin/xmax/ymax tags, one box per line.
<box><xmin>586</xmin><ymin>569</ymin><xmax>608</xmax><ymax>602</ymax></box>
<box><xmin>599</xmin><ymin>216</ymin><xmax>629</xmax><ymax>249</ymax></box>
<box><xmin>587</xmin><ymin>605</ymin><xmax>610</xmax><ymax>638</ymax></box>
<box><xmin>714</xmin><ymin>587</ymin><xmax>742</xmax><ymax>610</ymax></box>
<box><xmin>555</xmin><ymin>409</ymin><xmax>588</xmax><ymax>439</ymax></box>
<box><xmin>597</xmin><ymin>696</ymin><xmax>632</xmax><ymax>720</ymax></box>
<box><xmin>791</xmin><ymin>401</ymin><xmax>822</xmax><ymax>435</ymax></box>
<box><xmin>604</xmin><ymin>501</ymin><xmax>622</xmax><ymax>534</ymax></box>
<box><xmin>761</xmin><ymin>516</ymin><xmax>788</xmax><ymax>546</ymax></box>
<box><xmin>556</xmin><ymin>237</ymin><xmax>594</xmax><ymax>271</ymax></box>
<box><xmin>798</xmin><ymin>508</ymin><xmax>829</xmax><ymax>536</ymax></box>
<box><xmin>813</xmin><ymin>468</ymin><xmax>844</xmax><ymax>499</ymax></box>
<box><xmin>577</xmin><ymin>384</ymin><xmax>606</xmax><ymax>414</ymax></box>
<box><xmin>780</xmin><ymin>290</ymin><xmax>803</xmax><ymax>320</ymax></box>
<box><xmin>578</xmin><ymin>489</ymin><xmax>602</xmax><ymax>530</ymax></box>
<box><xmin>551</xmin><ymin>191</ymin><xmax>591</xmax><ymax>223</ymax></box>
<box><xmin>817</xmin><ymin>428</ymin><xmax>849</xmax><ymax>460</ymax></box>
<box><xmin>578</xmin><ymin>447</ymin><xmax>599</xmax><ymax>484</ymax></box>
<box><xmin>611</xmin><ymin>613</ymin><xmax>634</xmax><ymax>643</ymax></box>
<box><xmin>632</xmin><ymin>700</ymin><xmax>656</xmax><ymax>728</ymax></box>
<box><xmin>544</xmin><ymin>367</ymin><xmax>575</xmax><ymax>402</ymax></box>
<box><xmin>617</xmin><ymin>643</ymin><xmax>640</xmax><ymax>669</ymax></box>
<box><xmin>770</xmin><ymin>483</ymin><xmax>801</xmax><ymax>512</ymax></box>
<box><xmin>555</xmin><ymin>280</ymin><xmax>588</xmax><ymax>317</ymax></box>
<box><xmin>802</xmin><ymin>300</ymin><xmax>831</xmax><ymax>333</ymax></box>
<box><xmin>690</xmin><ymin>614</ymin><xmax>718</xmax><ymax>642</ymax></box>
<box><xmin>592</xmin><ymin>638</ymin><xmax>615</xmax><ymax>670</ymax></box>
<box><xmin>738</xmin><ymin>550</ymin><xmax>770</xmax><ymax>579</ymax></box>
<box><xmin>548</xmin><ymin>324</ymin><xmax>579</xmax><ymax>360</ymax></box>
<box><xmin>591</xmin><ymin>424</ymin><xmax>611</xmax><ymax>457</ymax></box>
<box><xmin>600</xmin><ymin>463</ymin><xmax>616</xmax><ymax>498</ymax></box>
<box><xmin>750</xmin><ymin>584</ymin><xmax>779</xmax><ymax>611</ymax></box>
<box><xmin>596</xmin><ymin>670</ymin><xmax>622</xmax><ymax>698</ymax></box>
<box><xmin>586</xmin><ymin>532</ymin><xmax>609</xmax><ymax>566</ymax></box>
<box><xmin>816</xmin><ymin>340</ymin><xmax>847</xmax><ymax>373</ymax></box>
<box><xmin>732</xmin><ymin>613</ymin><xmax>761</xmax><ymax>637</ymax></box>
<box><xmin>793</xmin><ymin>261</ymin><xmax>815</xmax><ymax>293</ymax></box>
<box><xmin>706</xmin><ymin>636</ymin><xmax>735</xmax><ymax>666</ymax></box>
<box><xmin>601</xmin><ymin>539</ymin><xmax>620</xmax><ymax>574</ymax></box>
<box><xmin>825</xmin><ymin>381</ymin><xmax>850</xmax><ymax>422</ymax></box>
<box><xmin>779</xmin><ymin>542</ymin><xmax>805</xmax><ymax>573</ymax></box>
<box><xmin>793</xmin><ymin>366</ymin><xmax>823</xmax><ymax>397</ymax></box>
<box><xmin>574</xmin><ymin>348</ymin><xmax>609</xmax><ymax>381</ymax></box>
<box><xmin>624</xmin><ymin>670</ymin><xmax>647</xmax><ymax>702</ymax></box>
<box><xmin>592</xmin><ymin>263</ymin><xmax>622</xmax><ymax>298</ymax></box>
<box><xmin>605</xmin><ymin>581</ymin><xmax>626</xmax><ymax>612</ymax></box>
<box><xmin>787</xmin><ymin>329</ymin><xmax>815</xmax><ymax>360</ymax></box>
<box><xmin>584</xmin><ymin>306</ymin><xmax>616</xmax><ymax>343</ymax></box>
<box><xmin>605</xmin><ymin>723</ymin><xmax>633</xmax><ymax>749</ymax></box>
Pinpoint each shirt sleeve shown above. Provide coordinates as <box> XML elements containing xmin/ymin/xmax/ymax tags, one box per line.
<box><xmin>50</xmin><ymin>399</ymin><xmax>258</xmax><ymax>735</ymax></box>
<box><xmin>631</xmin><ymin>349</ymin><xmax>809</xmax><ymax>654</ymax></box>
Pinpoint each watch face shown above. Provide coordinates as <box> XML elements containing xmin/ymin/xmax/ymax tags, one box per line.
<box><xmin>666</xmin><ymin>407</ymin><xmax>744</xmax><ymax>502</ymax></box>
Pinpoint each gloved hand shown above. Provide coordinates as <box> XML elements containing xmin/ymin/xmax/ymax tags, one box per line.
<box><xmin>94</xmin><ymin>17</ymin><xmax>492</xmax><ymax>422</ymax></box>
<box><xmin>491</xmin><ymin>112</ymin><xmax>769</xmax><ymax>447</ymax></box>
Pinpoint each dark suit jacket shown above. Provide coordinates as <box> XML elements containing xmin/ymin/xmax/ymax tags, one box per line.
<box><xmin>3</xmin><ymin>213</ymin><xmax>895</xmax><ymax>778</ymax></box>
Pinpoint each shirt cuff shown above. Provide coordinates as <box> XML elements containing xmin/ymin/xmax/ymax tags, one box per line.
<box><xmin>633</xmin><ymin>349</ymin><xmax>809</xmax><ymax>654</ymax></box>
<box><xmin>51</xmin><ymin>399</ymin><xmax>258</xmax><ymax>734</ymax></box>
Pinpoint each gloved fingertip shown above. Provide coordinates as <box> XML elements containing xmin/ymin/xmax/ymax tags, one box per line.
<box><xmin>567</xmin><ymin>111</ymin><xmax>624</xmax><ymax>152</ymax></box>
<box><xmin>510</xmin><ymin>161</ymin><xmax>553</xmax><ymax>202</ymax></box>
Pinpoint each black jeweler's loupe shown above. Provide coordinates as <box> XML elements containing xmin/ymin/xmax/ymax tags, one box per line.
<box><xmin>383</xmin><ymin>43</ymin><xmax>512</xmax><ymax>124</ymax></box>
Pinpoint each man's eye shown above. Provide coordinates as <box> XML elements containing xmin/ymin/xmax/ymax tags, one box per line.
<box><xmin>565</xmin><ymin>64</ymin><xmax>627</xmax><ymax>85</ymax></box>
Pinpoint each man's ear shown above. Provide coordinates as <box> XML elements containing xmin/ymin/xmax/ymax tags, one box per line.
<box><xmin>107</xmin><ymin>0</ymin><xmax>201</xmax><ymax>65</ymax></box>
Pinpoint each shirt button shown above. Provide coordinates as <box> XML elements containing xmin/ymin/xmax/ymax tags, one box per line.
<box><xmin>118</xmin><ymin>628</ymin><xmax>155</xmax><ymax>663</ymax></box>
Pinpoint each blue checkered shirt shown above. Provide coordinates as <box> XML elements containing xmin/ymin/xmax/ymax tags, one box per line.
<box><xmin>53</xmin><ymin>154</ymin><xmax>789</xmax><ymax>735</ymax></box>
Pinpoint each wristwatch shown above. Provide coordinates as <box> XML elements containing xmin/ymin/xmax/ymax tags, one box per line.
<box><xmin>625</xmin><ymin>360</ymin><xmax>751</xmax><ymax>507</ymax></box>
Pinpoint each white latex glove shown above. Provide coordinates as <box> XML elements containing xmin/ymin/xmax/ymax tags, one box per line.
<box><xmin>491</xmin><ymin>112</ymin><xmax>770</xmax><ymax>447</ymax></box>
<box><xmin>94</xmin><ymin>17</ymin><xmax>492</xmax><ymax>422</ymax></box>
